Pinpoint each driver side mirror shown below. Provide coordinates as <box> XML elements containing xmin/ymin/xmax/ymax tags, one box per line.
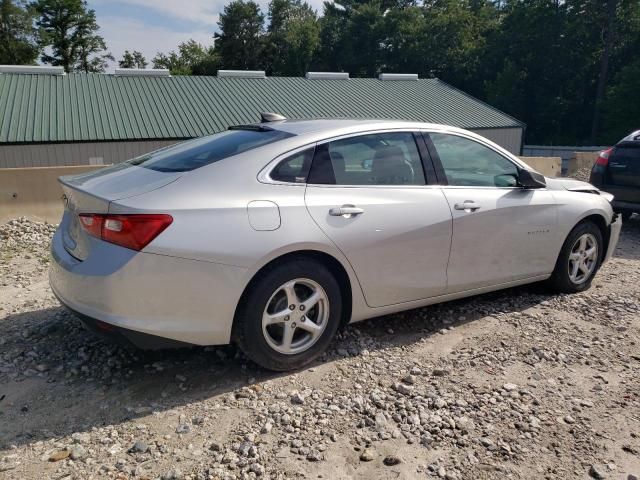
<box><xmin>518</xmin><ymin>169</ymin><xmax>546</xmax><ymax>189</ymax></box>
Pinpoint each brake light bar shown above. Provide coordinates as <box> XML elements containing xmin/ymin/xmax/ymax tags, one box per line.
<box><xmin>79</xmin><ymin>214</ymin><xmax>173</xmax><ymax>251</ymax></box>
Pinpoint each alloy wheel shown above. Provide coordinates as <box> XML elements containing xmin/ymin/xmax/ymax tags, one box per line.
<box><xmin>567</xmin><ymin>233</ymin><xmax>598</xmax><ymax>284</ymax></box>
<box><xmin>261</xmin><ymin>278</ymin><xmax>330</xmax><ymax>355</ymax></box>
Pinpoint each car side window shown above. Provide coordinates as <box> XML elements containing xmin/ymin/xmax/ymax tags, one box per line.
<box><xmin>270</xmin><ymin>147</ymin><xmax>314</xmax><ymax>183</ymax></box>
<box><xmin>308</xmin><ymin>132</ymin><xmax>425</xmax><ymax>186</ymax></box>
<box><xmin>429</xmin><ymin>133</ymin><xmax>519</xmax><ymax>187</ymax></box>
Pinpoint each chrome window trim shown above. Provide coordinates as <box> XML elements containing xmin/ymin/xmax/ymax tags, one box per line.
<box><xmin>259</xmin><ymin>128</ymin><xmax>429</xmax><ymax>187</ymax></box>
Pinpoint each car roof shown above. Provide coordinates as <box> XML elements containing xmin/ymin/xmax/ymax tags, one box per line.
<box><xmin>619</xmin><ymin>130</ymin><xmax>640</xmax><ymax>143</ymax></box>
<box><xmin>256</xmin><ymin>118</ymin><xmax>468</xmax><ymax>137</ymax></box>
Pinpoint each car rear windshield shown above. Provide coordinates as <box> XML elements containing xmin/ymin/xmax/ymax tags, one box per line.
<box><xmin>128</xmin><ymin>128</ymin><xmax>294</xmax><ymax>172</ymax></box>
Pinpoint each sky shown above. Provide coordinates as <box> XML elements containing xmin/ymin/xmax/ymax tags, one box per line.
<box><xmin>88</xmin><ymin>0</ymin><xmax>326</xmax><ymax>72</ymax></box>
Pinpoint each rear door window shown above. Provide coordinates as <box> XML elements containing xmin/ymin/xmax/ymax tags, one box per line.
<box><xmin>308</xmin><ymin>132</ymin><xmax>425</xmax><ymax>185</ymax></box>
<box><xmin>129</xmin><ymin>128</ymin><xmax>293</xmax><ymax>172</ymax></box>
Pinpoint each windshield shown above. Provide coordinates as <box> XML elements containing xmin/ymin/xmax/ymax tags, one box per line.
<box><xmin>128</xmin><ymin>128</ymin><xmax>294</xmax><ymax>172</ymax></box>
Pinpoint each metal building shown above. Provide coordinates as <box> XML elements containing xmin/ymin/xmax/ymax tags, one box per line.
<box><xmin>0</xmin><ymin>68</ymin><xmax>525</xmax><ymax>168</ymax></box>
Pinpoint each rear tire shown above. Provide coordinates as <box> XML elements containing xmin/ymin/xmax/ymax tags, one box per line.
<box><xmin>547</xmin><ymin>220</ymin><xmax>603</xmax><ymax>293</ymax></box>
<box><xmin>234</xmin><ymin>258</ymin><xmax>342</xmax><ymax>371</ymax></box>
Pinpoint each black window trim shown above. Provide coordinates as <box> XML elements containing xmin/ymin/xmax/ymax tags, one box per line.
<box><xmin>258</xmin><ymin>144</ymin><xmax>317</xmax><ymax>185</ymax></box>
<box><xmin>421</xmin><ymin>131</ymin><xmax>525</xmax><ymax>188</ymax></box>
<box><xmin>268</xmin><ymin>145</ymin><xmax>316</xmax><ymax>184</ymax></box>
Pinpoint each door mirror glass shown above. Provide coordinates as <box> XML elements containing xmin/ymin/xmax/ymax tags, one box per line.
<box><xmin>518</xmin><ymin>169</ymin><xmax>547</xmax><ymax>188</ymax></box>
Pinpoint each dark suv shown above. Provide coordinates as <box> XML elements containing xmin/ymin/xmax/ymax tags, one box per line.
<box><xmin>590</xmin><ymin>130</ymin><xmax>640</xmax><ymax>221</ymax></box>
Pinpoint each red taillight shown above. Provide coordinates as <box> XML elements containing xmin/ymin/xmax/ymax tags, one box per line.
<box><xmin>595</xmin><ymin>147</ymin><xmax>613</xmax><ymax>166</ymax></box>
<box><xmin>78</xmin><ymin>214</ymin><xmax>173</xmax><ymax>251</ymax></box>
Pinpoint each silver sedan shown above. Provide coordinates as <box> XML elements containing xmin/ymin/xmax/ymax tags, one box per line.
<box><xmin>50</xmin><ymin>118</ymin><xmax>622</xmax><ymax>370</ymax></box>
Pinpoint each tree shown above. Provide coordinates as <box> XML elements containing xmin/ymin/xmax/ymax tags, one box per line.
<box><xmin>266</xmin><ymin>0</ymin><xmax>319</xmax><ymax>76</ymax></box>
<box><xmin>32</xmin><ymin>0</ymin><xmax>113</xmax><ymax>72</ymax></box>
<box><xmin>119</xmin><ymin>50</ymin><xmax>147</xmax><ymax>69</ymax></box>
<box><xmin>217</xmin><ymin>0</ymin><xmax>265</xmax><ymax>70</ymax></box>
<box><xmin>601</xmin><ymin>58</ymin><xmax>640</xmax><ymax>144</ymax></box>
<box><xmin>316</xmin><ymin>1</ymin><xmax>385</xmax><ymax>76</ymax></box>
<box><xmin>153</xmin><ymin>40</ymin><xmax>220</xmax><ymax>75</ymax></box>
<box><xmin>0</xmin><ymin>0</ymin><xmax>39</xmax><ymax>64</ymax></box>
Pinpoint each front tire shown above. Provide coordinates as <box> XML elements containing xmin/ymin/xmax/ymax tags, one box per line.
<box><xmin>234</xmin><ymin>258</ymin><xmax>342</xmax><ymax>371</ymax></box>
<box><xmin>548</xmin><ymin>220</ymin><xmax>603</xmax><ymax>293</ymax></box>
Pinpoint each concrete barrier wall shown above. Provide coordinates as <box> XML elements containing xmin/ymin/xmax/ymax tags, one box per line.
<box><xmin>0</xmin><ymin>165</ymin><xmax>106</xmax><ymax>224</ymax></box>
<box><xmin>0</xmin><ymin>156</ymin><xmax>570</xmax><ymax>225</ymax></box>
<box><xmin>566</xmin><ymin>152</ymin><xmax>599</xmax><ymax>177</ymax></box>
<box><xmin>519</xmin><ymin>156</ymin><xmax>562</xmax><ymax>177</ymax></box>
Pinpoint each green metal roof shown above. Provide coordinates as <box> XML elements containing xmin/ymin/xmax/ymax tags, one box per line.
<box><xmin>0</xmin><ymin>73</ymin><xmax>523</xmax><ymax>144</ymax></box>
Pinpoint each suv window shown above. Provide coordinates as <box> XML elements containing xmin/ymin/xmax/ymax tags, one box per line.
<box><xmin>308</xmin><ymin>132</ymin><xmax>425</xmax><ymax>185</ymax></box>
<box><xmin>430</xmin><ymin>133</ymin><xmax>518</xmax><ymax>187</ymax></box>
<box><xmin>129</xmin><ymin>128</ymin><xmax>294</xmax><ymax>172</ymax></box>
<box><xmin>270</xmin><ymin>148</ymin><xmax>314</xmax><ymax>183</ymax></box>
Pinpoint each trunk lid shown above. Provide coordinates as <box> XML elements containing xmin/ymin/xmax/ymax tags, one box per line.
<box><xmin>59</xmin><ymin>163</ymin><xmax>182</xmax><ymax>260</ymax></box>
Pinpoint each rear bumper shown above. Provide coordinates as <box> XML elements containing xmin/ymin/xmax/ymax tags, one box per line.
<box><xmin>604</xmin><ymin>214</ymin><xmax>622</xmax><ymax>263</ymax></box>
<box><xmin>55</xmin><ymin>295</ymin><xmax>193</xmax><ymax>349</ymax></box>
<box><xmin>611</xmin><ymin>199</ymin><xmax>640</xmax><ymax>212</ymax></box>
<box><xmin>49</xmin><ymin>227</ymin><xmax>248</xmax><ymax>346</ymax></box>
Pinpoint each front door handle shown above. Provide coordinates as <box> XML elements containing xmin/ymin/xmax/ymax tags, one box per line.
<box><xmin>329</xmin><ymin>205</ymin><xmax>364</xmax><ymax>218</ymax></box>
<box><xmin>454</xmin><ymin>201</ymin><xmax>481</xmax><ymax>212</ymax></box>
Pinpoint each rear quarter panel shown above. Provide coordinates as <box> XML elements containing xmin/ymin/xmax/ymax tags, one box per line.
<box><xmin>109</xmin><ymin>153</ymin><xmax>372</xmax><ymax>323</ymax></box>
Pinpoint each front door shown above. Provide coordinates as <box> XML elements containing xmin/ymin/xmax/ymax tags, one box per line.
<box><xmin>426</xmin><ymin>132</ymin><xmax>558</xmax><ymax>293</ymax></box>
<box><xmin>304</xmin><ymin>131</ymin><xmax>452</xmax><ymax>307</ymax></box>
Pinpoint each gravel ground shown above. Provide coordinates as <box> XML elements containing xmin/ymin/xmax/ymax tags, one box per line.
<box><xmin>0</xmin><ymin>216</ymin><xmax>639</xmax><ymax>480</ymax></box>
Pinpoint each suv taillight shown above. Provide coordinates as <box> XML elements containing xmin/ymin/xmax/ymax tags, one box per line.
<box><xmin>79</xmin><ymin>214</ymin><xmax>173</xmax><ymax>251</ymax></box>
<box><xmin>595</xmin><ymin>147</ymin><xmax>613</xmax><ymax>166</ymax></box>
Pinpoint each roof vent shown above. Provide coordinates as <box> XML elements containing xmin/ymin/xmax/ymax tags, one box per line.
<box><xmin>305</xmin><ymin>72</ymin><xmax>349</xmax><ymax>80</ymax></box>
<box><xmin>114</xmin><ymin>68</ymin><xmax>170</xmax><ymax>77</ymax></box>
<box><xmin>379</xmin><ymin>73</ymin><xmax>418</xmax><ymax>81</ymax></box>
<box><xmin>0</xmin><ymin>65</ymin><xmax>65</xmax><ymax>75</ymax></box>
<box><xmin>217</xmin><ymin>70</ymin><xmax>266</xmax><ymax>79</ymax></box>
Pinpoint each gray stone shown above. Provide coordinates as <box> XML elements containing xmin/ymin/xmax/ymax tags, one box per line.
<box><xmin>589</xmin><ymin>464</ymin><xmax>607</xmax><ymax>479</ymax></box>
<box><xmin>360</xmin><ymin>449</ymin><xmax>375</xmax><ymax>462</ymax></box>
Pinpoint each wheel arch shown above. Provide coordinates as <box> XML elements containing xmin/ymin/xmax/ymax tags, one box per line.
<box><xmin>232</xmin><ymin>249</ymin><xmax>354</xmax><ymax>339</ymax></box>
<box><xmin>576</xmin><ymin>213</ymin><xmax>610</xmax><ymax>259</ymax></box>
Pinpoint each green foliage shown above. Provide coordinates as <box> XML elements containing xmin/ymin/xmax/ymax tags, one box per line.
<box><xmin>266</xmin><ymin>0</ymin><xmax>319</xmax><ymax>75</ymax></box>
<box><xmin>0</xmin><ymin>0</ymin><xmax>39</xmax><ymax>65</ymax></box>
<box><xmin>602</xmin><ymin>58</ymin><xmax>640</xmax><ymax>143</ymax></box>
<box><xmin>32</xmin><ymin>0</ymin><xmax>112</xmax><ymax>72</ymax></box>
<box><xmin>119</xmin><ymin>50</ymin><xmax>147</xmax><ymax>69</ymax></box>
<box><xmin>153</xmin><ymin>40</ymin><xmax>220</xmax><ymax>75</ymax></box>
<box><xmin>217</xmin><ymin>0</ymin><xmax>265</xmax><ymax>70</ymax></box>
<box><xmin>22</xmin><ymin>0</ymin><xmax>640</xmax><ymax>145</ymax></box>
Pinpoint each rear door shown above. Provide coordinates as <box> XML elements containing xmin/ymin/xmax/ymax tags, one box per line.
<box><xmin>605</xmin><ymin>140</ymin><xmax>640</xmax><ymax>203</ymax></box>
<box><xmin>425</xmin><ymin>131</ymin><xmax>558</xmax><ymax>293</ymax></box>
<box><xmin>304</xmin><ymin>131</ymin><xmax>452</xmax><ymax>307</ymax></box>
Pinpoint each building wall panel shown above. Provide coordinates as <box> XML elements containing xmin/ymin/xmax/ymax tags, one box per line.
<box><xmin>470</xmin><ymin>127</ymin><xmax>523</xmax><ymax>155</ymax></box>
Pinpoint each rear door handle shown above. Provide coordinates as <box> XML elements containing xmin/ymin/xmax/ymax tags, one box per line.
<box><xmin>329</xmin><ymin>205</ymin><xmax>364</xmax><ymax>217</ymax></box>
<box><xmin>454</xmin><ymin>201</ymin><xmax>481</xmax><ymax>212</ymax></box>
